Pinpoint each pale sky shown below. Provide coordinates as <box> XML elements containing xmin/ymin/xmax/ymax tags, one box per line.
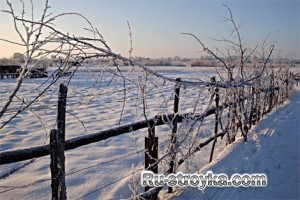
<box><xmin>0</xmin><ymin>0</ymin><xmax>299</xmax><ymax>58</ymax></box>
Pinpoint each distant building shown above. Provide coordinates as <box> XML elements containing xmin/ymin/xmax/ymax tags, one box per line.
<box><xmin>0</xmin><ymin>65</ymin><xmax>48</xmax><ymax>79</ymax></box>
<box><xmin>0</xmin><ymin>65</ymin><xmax>21</xmax><ymax>79</ymax></box>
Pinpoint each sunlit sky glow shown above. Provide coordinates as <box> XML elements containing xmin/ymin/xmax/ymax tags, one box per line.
<box><xmin>0</xmin><ymin>0</ymin><xmax>299</xmax><ymax>58</ymax></box>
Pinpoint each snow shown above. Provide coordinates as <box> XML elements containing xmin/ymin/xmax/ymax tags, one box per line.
<box><xmin>165</xmin><ymin>87</ymin><xmax>300</xmax><ymax>200</ymax></box>
<box><xmin>0</xmin><ymin>67</ymin><xmax>299</xmax><ymax>200</ymax></box>
<box><xmin>0</xmin><ymin>67</ymin><xmax>217</xmax><ymax>199</ymax></box>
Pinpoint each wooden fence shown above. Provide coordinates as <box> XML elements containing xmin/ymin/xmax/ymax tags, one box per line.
<box><xmin>0</xmin><ymin>72</ymin><xmax>296</xmax><ymax>199</ymax></box>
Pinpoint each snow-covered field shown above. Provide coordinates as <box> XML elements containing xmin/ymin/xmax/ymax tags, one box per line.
<box><xmin>0</xmin><ymin>66</ymin><xmax>221</xmax><ymax>199</ymax></box>
<box><xmin>0</xmin><ymin>66</ymin><xmax>299</xmax><ymax>199</ymax></box>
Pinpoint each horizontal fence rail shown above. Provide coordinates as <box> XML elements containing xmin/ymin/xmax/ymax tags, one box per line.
<box><xmin>0</xmin><ymin>113</ymin><xmax>191</xmax><ymax>165</ymax></box>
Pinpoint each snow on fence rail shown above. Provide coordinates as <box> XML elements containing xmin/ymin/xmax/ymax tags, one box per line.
<box><xmin>0</xmin><ymin>74</ymin><xmax>295</xmax><ymax>199</ymax></box>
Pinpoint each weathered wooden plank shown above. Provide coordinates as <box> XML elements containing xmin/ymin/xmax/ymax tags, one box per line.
<box><xmin>0</xmin><ymin>114</ymin><xmax>171</xmax><ymax>165</ymax></box>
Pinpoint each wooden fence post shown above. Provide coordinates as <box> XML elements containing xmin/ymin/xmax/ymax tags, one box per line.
<box><xmin>249</xmin><ymin>86</ymin><xmax>255</xmax><ymax>128</ymax></box>
<box><xmin>281</xmin><ymin>87</ymin><xmax>285</xmax><ymax>105</ymax></box>
<box><xmin>50</xmin><ymin>129</ymin><xmax>66</xmax><ymax>200</ymax></box>
<box><xmin>209</xmin><ymin>87</ymin><xmax>219</xmax><ymax>163</ymax></box>
<box><xmin>274</xmin><ymin>86</ymin><xmax>279</xmax><ymax>107</ymax></box>
<box><xmin>57</xmin><ymin>84</ymin><xmax>68</xmax><ymax>143</ymax></box>
<box><xmin>256</xmin><ymin>88</ymin><xmax>261</xmax><ymax>123</ymax></box>
<box><xmin>54</xmin><ymin>83</ymin><xmax>67</xmax><ymax>199</ymax></box>
<box><xmin>168</xmin><ymin>77</ymin><xmax>181</xmax><ymax>193</ymax></box>
<box><xmin>268</xmin><ymin>70</ymin><xmax>274</xmax><ymax>113</ymax></box>
<box><xmin>289</xmin><ymin>72</ymin><xmax>293</xmax><ymax>95</ymax></box>
<box><xmin>50</xmin><ymin>129</ymin><xmax>59</xmax><ymax>200</ymax></box>
<box><xmin>285</xmin><ymin>71</ymin><xmax>289</xmax><ymax>99</ymax></box>
<box><xmin>145</xmin><ymin>121</ymin><xmax>158</xmax><ymax>194</ymax></box>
